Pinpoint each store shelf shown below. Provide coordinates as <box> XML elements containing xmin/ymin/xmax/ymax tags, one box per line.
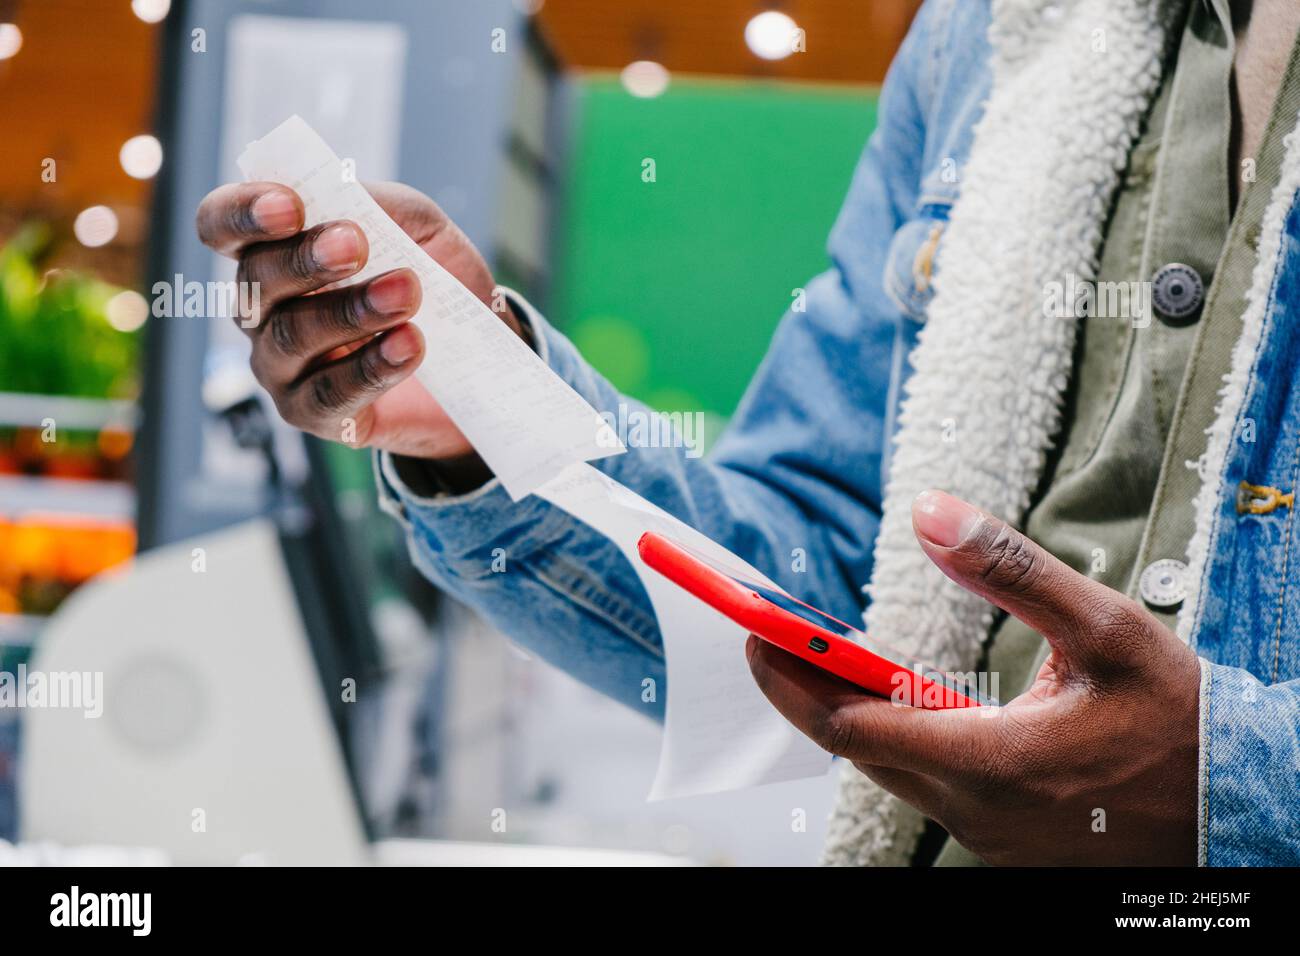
<box><xmin>0</xmin><ymin>391</ymin><xmax>138</xmax><ymax>432</ymax></box>
<box><xmin>0</xmin><ymin>474</ymin><xmax>134</xmax><ymax>521</ymax></box>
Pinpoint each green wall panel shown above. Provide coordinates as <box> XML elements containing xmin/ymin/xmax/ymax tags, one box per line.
<box><xmin>551</xmin><ymin>77</ymin><xmax>878</xmax><ymax>420</ymax></box>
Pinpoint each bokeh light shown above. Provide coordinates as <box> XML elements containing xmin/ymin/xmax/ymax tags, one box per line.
<box><xmin>131</xmin><ymin>0</ymin><xmax>171</xmax><ymax>23</ymax></box>
<box><xmin>120</xmin><ymin>134</ymin><xmax>163</xmax><ymax>179</ymax></box>
<box><xmin>73</xmin><ymin>206</ymin><xmax>119</xmax><ymax>248</ymax></box>
<box><xmin>744</xmin><ymin>11</ymin><xmax>799</xmax><ymax>61</ymax></box>
<box><xmin>620</xmin><ymin>60</ymin><xmax>670</xmax><ymax>98</ymax></box>
<box><xmin>0</xmin><ymin>23</ymin><xmax>22</xmax><ymax>60</ymax></box>
<box><xmin>105</xmin><ymin>290</ymin><xmax>149</xmax><ymax>332</ymax></box>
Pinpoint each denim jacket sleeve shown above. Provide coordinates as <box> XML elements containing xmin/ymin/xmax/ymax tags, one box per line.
<box><xmin>374</xmin><ymin>6</ymin><xmax>937</xmax><ymax>716</ymax></box>
<box><xmin>1199</xmin><ymin>660</ymin><xmax>1300</xmax><ymax>865</ymax></box>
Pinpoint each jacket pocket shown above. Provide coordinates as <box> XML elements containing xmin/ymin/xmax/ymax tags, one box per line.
<box><xmin>883</xmin><ymin>205</ymin><xmax>951</xmax><ymax>322</ymax></box>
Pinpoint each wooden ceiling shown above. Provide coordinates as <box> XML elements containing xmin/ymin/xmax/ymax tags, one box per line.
<box><xmin>0</xmin><ymin>0</ymin><xmax>919</xmax><ymax>253</ymax></box>
<box><xmin>535</xmin><ymin>0</ymin><xmax>921</xmax><ymax>84</ymax></box>
<box><xmin>0</xmin><ymin>0</ymin><xmax>159</xmax><ymax>215</ymax></box>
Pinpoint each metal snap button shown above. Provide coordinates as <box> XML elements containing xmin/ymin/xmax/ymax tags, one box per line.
<box><xmin>1139</xmin><ymin>558</ymin><xmax>1188</xmax><ymax>610</ymax></box>
<box><xmin>1151</xmin><ymin>263</ymin><xmax>1205</xmax><ymax>323</ymax></box>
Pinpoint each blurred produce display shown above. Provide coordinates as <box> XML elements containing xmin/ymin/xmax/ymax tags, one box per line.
<box><xmin>0</xmin><ymin>518</ymin><xmax>135</xmax><ymax>617</ymax></box>
<box><xmin>0</xmin><ymin>222</ymin><xmax>141</xmax><ymax>621</ymax></box>
<box><xmin>0</xmin><ymin>223</ymin><xmax>139</xmax><ymax>400</ymax></box>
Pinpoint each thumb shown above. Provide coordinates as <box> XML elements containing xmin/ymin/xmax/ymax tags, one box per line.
<box><xmin>910</xmin><ymin>489</ymin><xmax>1157</xmax><ymax>677</ymax></box>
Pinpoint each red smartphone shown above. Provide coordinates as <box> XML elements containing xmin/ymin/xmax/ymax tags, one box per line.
<box><xmin>637</xmin><ymin>531</ymin><xmax>985</xmax><ymax>709</ymax></box>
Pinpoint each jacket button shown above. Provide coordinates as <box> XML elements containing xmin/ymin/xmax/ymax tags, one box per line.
<box><xmin>1139</xmin><ymin>558</ymin><xmax>1187</xmax><ymax>610</ymax></box>
<box><xmin>1151</xmin><ymin>263</ymin><xmax>1204</xmax><ymax>323</ymax></box>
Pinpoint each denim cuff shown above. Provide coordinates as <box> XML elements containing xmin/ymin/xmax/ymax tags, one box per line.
<box><xmin>1195</xmin><ymin>656</ymin><xmax>1212</xmax><ymax>867</ymax></box>
<box><xmin>1198</xmin><ymin>658</ymin><xmax>1300</xmax><ymax>866</ymax></box>
<box><xmin>372</xmin><ymin>288</ymin><xmax>588</xmax><ymax>564</ymax></box>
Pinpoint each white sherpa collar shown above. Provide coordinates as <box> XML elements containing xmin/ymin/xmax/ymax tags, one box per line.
<box><xmin>825</xmin><ymin>0</ymin><xmax>1182</xmax><ymax>866</ymax></box>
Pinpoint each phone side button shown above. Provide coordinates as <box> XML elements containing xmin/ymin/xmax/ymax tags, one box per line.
<box><xmin>807</xmin><ymin>637</ymin><xmax>830</xmax><ymax>654</ymax></box>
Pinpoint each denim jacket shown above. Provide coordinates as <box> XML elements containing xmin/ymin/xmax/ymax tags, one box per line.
<box><xmin>377</xmin><ymin>0</ymin><xmax>1300</xmax><ymax>865</ymax></box>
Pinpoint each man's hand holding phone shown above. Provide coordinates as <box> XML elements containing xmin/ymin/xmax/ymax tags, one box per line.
<box><xmin>747</xmin><ymin>489</ymin><xmax>1202</xmax><ymax>865</ymax></box>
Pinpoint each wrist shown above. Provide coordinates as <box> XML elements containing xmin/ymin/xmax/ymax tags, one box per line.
<box><xmin>392</xmin><ymin>449</ymin><xmax>496</xmax><ymax>497</ymax></box>
<box><xmin>502</xmin><ymin>300</ymin><xmax>534</xmax><ymax>350</ymax></box>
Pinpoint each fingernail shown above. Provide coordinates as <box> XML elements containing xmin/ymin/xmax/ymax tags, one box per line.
<box><xmin>367</xmin><ymin>271</ymin><xmax>418</xmax><ymax>315</ymax></box>
<box><xmin>912</xmin><ymin>490</ymin><xmax>982</xmax><ymax>548</ymax></box>
<box><xmin>313</xmin><ymin>223</ymin><xmax>363</xmax><ymax>272</ymax></box>
<box><xmin>379</xmin><ymin>325</ymin><xmax>418</xmax><ymax>366</ymax></box>
<box><xmin>251</xmin><ymin>191</ymin><xmax>300</xmax><ymax>234</ymax></box>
